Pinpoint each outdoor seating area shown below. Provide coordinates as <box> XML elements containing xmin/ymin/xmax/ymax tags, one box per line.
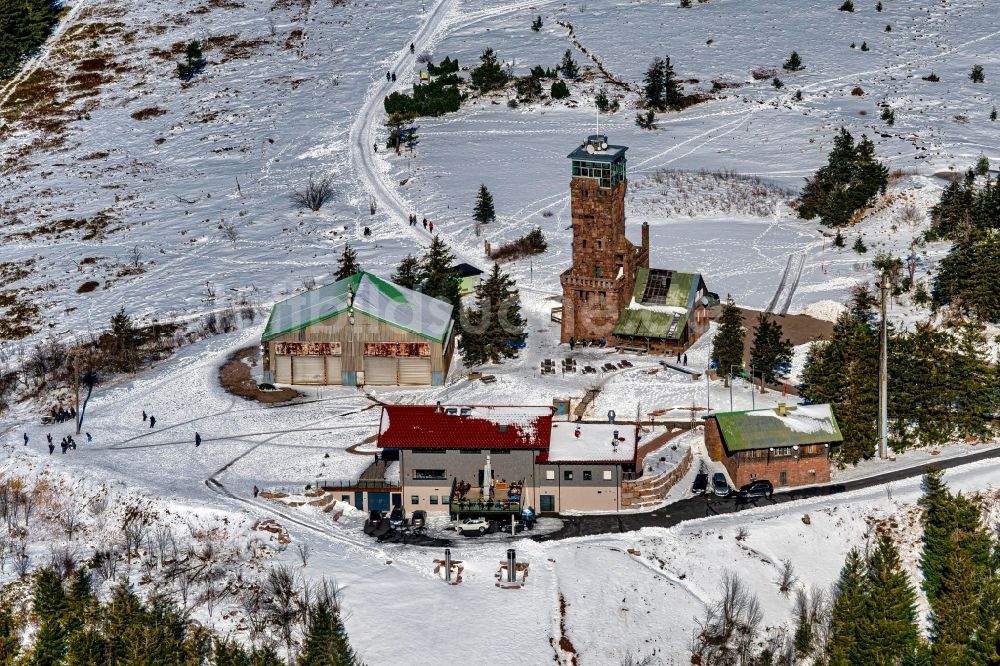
<box><xmin>450</xmin><ymin>478</ymin><xmax>524</xmax><ymax>515</ymax></box>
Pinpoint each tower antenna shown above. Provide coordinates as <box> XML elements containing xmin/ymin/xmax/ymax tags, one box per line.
<box><xmin>596</xmin><ymin>99</ymin><xmax>600</xmax><ymax>137</ymax></box>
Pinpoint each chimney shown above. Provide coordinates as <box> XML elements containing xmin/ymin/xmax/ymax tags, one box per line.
<box><xmin>777</xmin><ymin>403</ymin><xmax>787</xmax><ymax>417</ymax></box>
<box><xmin>641</xmin><ymin>222</ymin><xmax>650</xmax><ymax>268</ymax></box>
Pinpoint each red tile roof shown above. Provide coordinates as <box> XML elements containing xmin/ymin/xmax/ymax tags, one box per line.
<box><xmin>377</xmin><ymin>405</ymin><xmax>552</xmax><ymax>450</ymax></box>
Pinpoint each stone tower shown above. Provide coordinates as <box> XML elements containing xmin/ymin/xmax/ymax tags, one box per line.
<box><xmin>560</xmin><ymin>135</ymin><xmax>649</xmax><ymax>344</ymax></box>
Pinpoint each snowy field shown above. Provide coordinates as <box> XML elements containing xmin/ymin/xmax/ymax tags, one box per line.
<box><xmin>3</xmin><ymin>0</ymin><xmax>1000</xmax><ymax>662</ymax></box>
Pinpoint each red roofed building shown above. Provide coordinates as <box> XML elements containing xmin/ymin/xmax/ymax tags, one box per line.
<box><xmin>377</xmin><ymin>404</ymin><xmax>638</xmax><ymax>514</ymax></box>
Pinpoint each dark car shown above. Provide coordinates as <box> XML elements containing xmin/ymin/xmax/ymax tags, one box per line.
<box><xmin>388</xmin><ymin>506</ymin><xmax>407</xmax><ymax>529</ymax></box>
<box><xmin>738</xmin><ymin>479</ymin><xmax>774</xmax><ymax>500</ymax></box>
<box><xmin>712</xmin><ymin>472</ymin><xmax>731</xmax><ymax>497</ymax></box>
<box><xmin>410</xmin><ymin>510</ymin><xmax>427</xmax><ymax>530</ymax></box>
<box><xmin>692</xmin><ymin>472</ymin><xmax>709</xmax><ymax>494</ymax></box>
<box><xmin>367</xmin><ymin>510</ymin><xmax>384</xmax><ymax>529</ymax></box>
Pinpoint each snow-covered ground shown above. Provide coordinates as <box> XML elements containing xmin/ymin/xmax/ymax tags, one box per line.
<box><xmin>3</xmin><ymin>0</ymin><xmax>1000</xmax><ymax>662</ymax></box>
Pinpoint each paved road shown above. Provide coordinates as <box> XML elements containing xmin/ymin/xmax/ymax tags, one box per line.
<box><xmin>535</xmin><ymin>445</ymin><xmax>1000</xmax><ymax>541</ymax></box>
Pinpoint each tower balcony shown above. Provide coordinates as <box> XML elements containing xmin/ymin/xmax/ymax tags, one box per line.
<box><xmin>560</xmin><ymin>272</ymin><xmax>621</xmax><ymax>290</ymax></box>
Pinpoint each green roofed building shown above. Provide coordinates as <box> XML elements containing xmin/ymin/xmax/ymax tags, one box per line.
<box><xmin>705</xmin><ymin>403</ymin><xmax>842</xmax><ymax>489</ymax></box>
<box><xmin>612</xmin><ymin>267</ymin><xmax>717</xmax><ymax>354</ymax></box>
<box><xmin>262</xmin><ymin>272</ymin><xmax>455</xmax><ymax>386</ymax></box>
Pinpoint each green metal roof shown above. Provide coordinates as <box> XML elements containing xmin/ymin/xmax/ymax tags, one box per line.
<box><xmin>711</xmin><ymin>404</ymin><xmax>843</xmax><ymax>452</ymax></box>
<box><xmin>262</xmin><ymin>272</ymin><xmax>454</xmax><ymax>343</ymax></box>
<box><xmin>613</xmin><ymin>267</ymin><xmax>702</xmax><ymax>340</ymax></box>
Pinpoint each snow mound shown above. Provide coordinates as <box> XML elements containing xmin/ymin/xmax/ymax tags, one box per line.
<box><xmin>797</xmin><ymin>299</ymin><xmax>846</xmax><ymax>322</ymax></box>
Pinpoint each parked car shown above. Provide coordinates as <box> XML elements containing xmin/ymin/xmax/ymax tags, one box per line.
<box><xmin>388</xmin><ymin>507</ymin><xmax>407</xmax><ymax>529</ymax></box>
<box><xmin>712</xmin><ymin>473</ymin><xmax>731</xmax><ymax>497</ymax></box>
<box><xmin>738</xmin><ymin>479</ymin><xmax>774</xmax><ymax>500</ymax></box>
<box><xmin>410</xmin><ymin>510</ymin><xmax>427</xmax><ymax>530</ymax></box>
<box><xmin>456</xmin><ymin>517</ymin><xmax>491</xmax><ymax>535</ymax></box>
<box><xmin>367</xmin><ymin>510</ymin><xmax>384</xmax><ymax>529</ymax></box>
<box><xmin>692</xmin><ymin>472</ymin><xmax>709</xmax><ymax>494</ymax></box>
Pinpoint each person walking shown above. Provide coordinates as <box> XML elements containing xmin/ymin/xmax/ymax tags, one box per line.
<box><xmin>86</xmin><ymin>432</ymin><xmax>92</xmax><ymax>444</ymax></box>
<box><xmin>568</xmin><ymin>336</ymin><xmax>575</xmax><ymax>350</ymax></box>
<box><xmin>253</xmin><ymin>485</ymin><xmax>260</xmax><ymax>498</ymax></box>
<box><xmin>48</xmin><ymin>443</ymin><xmax>55</xmax><ymax>455</ymax></box>
<box><xmin>149</xmin><ymin>415</ymin><xmax>156</xmax><ymax>429</ymax></box>
<box><xmin>142</xmin><ymin>410</ymin><xmax>147</xmax><ymax>422</ymax></box>
<box><xmin>386</xmin><ymin>71</ymin><xmax>390</xmax><ymax>81</ymax></box>
<box><xmin>410</xmin><ymin>42</ymin><xmax>415</xmax><ymax>53</ymax></box>
<box><xmin>373</xmin><ymin>143</ymin><xmax>378</xmax><ymax>153</ymax></box>
<box><xmin>195</xmin><ymin>432</ymin><xmax>202</xmax><ymax>447</ymax></box>
<box><xmin>47</xmin><ymin>433</ymin><xmax>53</xmax><ymax>446</ymax></box>
<box><xmin>422</xmin><ymin>218</ymin><xmax>427</xmax><ymax>230</ymax></box>
<box><xmin>683</xmin><ymin>353</ymin><xmax>688</xmax><ymax>366</ymax></box>
<box><xmin>391</xmin><ymin>72</ymin><xmax>396</xmax><ymax>82</ymax></box>
<box><xmin>428</xmin><ymin>220</ymin><xmax>434</xmax><ymax>233</ymax></box>
<box><xmin>23</xmin><ymin>432</ymin><xmax>28</xmax><ymax>446</ymax></box>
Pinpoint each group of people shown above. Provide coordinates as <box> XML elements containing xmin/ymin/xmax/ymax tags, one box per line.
<box><xmin>385</xmin><ymin>71</ymin><xmax>397</xmax><ymax>82</ymax></box>
<box><xmin>676</xmin><ymin>351</ymin><xmax>689</xmax><ymax>366</ymax></box>
<box><xmin>567</xmin><ymin>336</ymin><xmax>606</xmax><ymax>350</ymax></box>
<box><xmin>42</xmin><ymin>432</ymin><xmax>91</xmax><ymax>455</ymax></box>
<box><xmin>407</xmin><ymin>213</ymin><xmax>433</xmax><ymax>233</ymax></box>
<box><xmin>451</xmin><ymin>478</ymin><xmax>524</xmax><ymax>511</ymax></box>
<box><xmin>142</xmin><ymin>411</ymin><xmax>157</xmax><ymax>428</ymax></box>
<box><xmin>48</xmin><ymin>404</ymin><xmax>77</xmax><ymax>424</ymax></box>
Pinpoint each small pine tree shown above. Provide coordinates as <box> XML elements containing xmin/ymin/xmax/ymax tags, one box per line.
<box><xmin>635</xmin><ymin>109</ymin><xmax>656</xmax><ymax>129</ymax></box>
<box><xmin>595</xmin><ymin>89</ymin><xmax>610</xmax><ymax>113</ymax></box>
<box><xmin>461</xmin><ymin>263</ymin><xmax>526</xmax><ymax>365</ymax></box>
<box><xmin>828</xmin><ymin>549</ymin><xmax>869</xmax><ymax>666</ymax></box>
<box><xmin>531</xmin><ymin>15</ymin><xmax>542</xmax><ymax>31</ymax></box>
<box><xmin>334</xmin><ymin>244</ymin><xmax>360</xmax><ymax>281</ymax></box>
<box><xmin>384</xmin><ymin>111</ymin><xmax>415</xmax><ymax>154</ymax></box>
<box><xmin>850</xmin><ymin>41</ymin><xmax>856</xmax><ymax>48</ymax></box>
<box><xmin>990</xmin><ymin>106</ymin><xmax>997</xmax><ymax>121</ymax></box>
<box><xmin>834</xmin><ymin>229</ymin><xmax>846</xmax><ymax>248</ymax></box>
<box><xmin>298</xmin><ymin>600</ymin><xmax>359</xmax><ymax>666</ymax></box>
<box><xmin>922</xmin><ymin>72</ymin><xmax>940</xmax><ymax>81</ymax></box>
<box><xmin>662</xmin><ymin>56</ymin><xmax>682</xmax><ymax>109</ymax></box>
<box><xmin>749</xmin><ymin>313</ymin><xmax>793</xmax><ymax>384</ymax></box>
<box><xmin>420</xmin><ymin>236</ymin><xmax>462</xmax><ymax>321</ymax></box>
<box><xmin>550</xmin><ymin>79</ymin><xmax>569</xmax><ymax>99</ymax></box>
<box><xmin>974</xmin><ymin>153</ymin><xmax>990</xmax><ymax>176</ymax></box>
<box><xmin>525</xmin><ymin>227</ymin><xmax>547</xmax><ymax>251</ymax></box>
<box><xmin>860</xmin><ymin>533</ymin><xmax>920</xmax><ymax>663</ymax></box>
<box><xmin>861</xmin><ymin>41</ymin><xmax>869</xmax><ymax>51</ymax></box>
<box><xmin>711</xmin><ymin>295</ymin><xmax>745</xmax><ymax>387</ymax></box>
<box><xmin>794</xmin><ymin>89</ymin><xmax>803</xmax><ymax>101</ymax></box>
<box><xmin>885</xmin><ymin>23</ymin><xmax>892</xmax><ymax>31</ymax></box>
<box><xmin>470</xmin><ymin>47</ymin><xmax>508</xmax><ymax>93</ymax></box>
<box><xmin>839</xmin><ymin>0</ymin><xmax>855</xmax><ymax>11</ymax></box>
<box><xmin>559</xmin><ymin>49</ymin><xmax>578</xmax><ymax>79</ymax></box>
<box><xmin>876</xmin><ymin>0</ymin><xmax>882</xmax><ymax>10</ymax></box>
<box><xmin>176</xmin><ymin>40</ymin><xmax>205</xmax><ymax>80</ymax></box>
<box><xmin>391</xmin><ymin>254</ymin><xmax>421</xmax><ymax>290</ymax></box>
<box><xmin>679</xmin><ymin>0</ymin><xmax>692</xmax><ymax>7</ymax></box>
<box><xmin>783</xmin><ymin>50</ymin><xmax>804</xmax><ymax>71</ymax></box>
<box><xmin>643</xmin><ymin>58</ymin><xmax>665</xmax><ymax>109</ymax></box>
<box><xmin>772</xmin><ymin>77</ymin><xmax>784</xmax><ymax>89</ymax></box>
<box><xmin>970</xmin><ymin>64</ymin><xmax>985</xmax><ymax>83</ymax></box>
<box><xmin>853</xmin><ymin>236</ymin><xmax>868</xmax><ymax>253</ymax></box>
<box><xmin>473</xmin><ymin>184</ymin><xmax>496</xmax><ymax>225</ymax></box>
<box><xmin>0</xmin><ymin>607</ymin><xmax>20</xmax><ymax>665</ymax></box>
<box><xmin>881</xmin><ymin>105</ymin><xmax>895</xmax><ymax>125</ymax></box>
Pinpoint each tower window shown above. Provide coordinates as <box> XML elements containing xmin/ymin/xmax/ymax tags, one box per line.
<box><xmin>594</xmin><ymin>266</ymin><xmax>601</xmax><ymax>278</ymax></box>
<box><xmin>581</xmin><ymin>239</ymin><xmax>587</xmax><ymax>249</ymax></box>
<box><xmin>596</xmin><ymin>240</ymin><xmax>603</xmax><ymax>249</ymax></box>
<box><xmin>599</xmin><ymin>292</ymin><xmax>606</xmax><ymax>305</ymax></box>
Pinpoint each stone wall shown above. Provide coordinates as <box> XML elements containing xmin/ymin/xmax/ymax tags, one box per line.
<box><xmin>621</xmin><ymin>447</ymin><xmax>693</xmax><ymax>508</ymax></box>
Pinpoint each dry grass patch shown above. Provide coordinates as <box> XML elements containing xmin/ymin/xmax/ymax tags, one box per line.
<box><xmin>130</xmin><ymin>106</ymin><xmax>167</xmax><ymax>121</ymax></box>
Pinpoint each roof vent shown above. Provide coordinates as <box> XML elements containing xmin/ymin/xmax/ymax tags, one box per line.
<box><xmin>460</xmin><ymin>407</ymin><xmax>473</xmax><ymax>417</ymax></box>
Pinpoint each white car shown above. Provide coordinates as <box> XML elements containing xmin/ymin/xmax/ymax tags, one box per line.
<box><xmin>456</xmin><ymin>517</ymin><xmax>490</xmax><ymax>535</ymax></box>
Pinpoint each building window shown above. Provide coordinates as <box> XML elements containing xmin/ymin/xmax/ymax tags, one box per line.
<box><xmin>564</xmin><ymin>471</ymin><xmax>573</xmax><ymax>481</ymax></box>
<box><xmin>341</xmin><ymin>495</ymin><xmax>350</xmax><ymax>503</ymax></box>
<box><xmin>430</xmin><ymin>496</ymin><xmax>438</xmax><ymax>505</ymax></box>
<box><xmin>772</xmin><ymin>447</ymin><xmax>793</xmax><ymax>458</ymax></box>
<box><xmin>603</xmin><ymin>470</ymin><xmax>612</xmax><ymax>480</ymax></box>
<box><xmin>583</xmin><ymin>470</ymin><xmax>592</xmax><ymax>481</ymax></box>
<box><xmin>594</xmin><ymin>266</ymin><xmax>601</xmax><ymax>278</ymax></box>
<box><xmin>498</xmin><ymin>425</ymin><xmax>508</xmax><ymax>434</ymax></box>
<box><xmin>413</xmin><ymin>469</ymin><xmax>446</xmax><ymax>480</ymax></box>
<box><xmin>441</xmin><ymin>495</ymin><xmax>450</xmax><ymax>504</ymax></box>
<box><xmin>597</xmin><ymin>240</ymin><xmax>603</xmax><ymax>249</ymax></box>
<box><xmin>779</xmin><ymin>471</ymin><xmax>788</xmax><ymax>486</ymax></box>
<box><xmin>545</xmin><ymin>470</ymin><xmax>555</xmax><ymax>480</ymax></box>
<box><xmin>411</xmin><ymin>495</ymin><xmax>419</xmax><ymax>505</ymax></box>
<box><xmin>461</xmin><ymin>449</ymin><xmax>480</xmax><ymax>455</ymax></box>
<box><xmin>599</xmin><ymin>292</ymin><xmax>606</xmax><ymax>306</ymax></box>
<box><xmin>581</xmin><ymin>239</ymin><xmax>587</xmax><ymax>248</ymax></box>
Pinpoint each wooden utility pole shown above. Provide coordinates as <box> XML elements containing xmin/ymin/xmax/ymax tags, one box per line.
<box><xmin>878</xmin><ymin>272</ymin><xmax>890</xmax><ymax>459</ymax></box>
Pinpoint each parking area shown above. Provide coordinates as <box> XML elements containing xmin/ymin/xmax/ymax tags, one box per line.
<box><xmin>362</xmin><ymin>507</ymin><xmax>563</xmax><ymax>545</ymax></box>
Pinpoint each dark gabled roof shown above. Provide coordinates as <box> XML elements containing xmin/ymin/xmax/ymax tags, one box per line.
<box><xmin>377</xmin><ymin>405</ymin><xmax>553</xmax><ymax>450</ymax></box>
<box><xmin>453</xmin><ymin>263</ymin><xmax>484</xmax><ymax>278</ymax></box>
<box><xmin>711</xmin><ymin>404</ymin><xmax>843</xmax><ymax>452</ymax></box>
<box><xmin>613</xmin><ymin>267</ymin><xmax>706</xmax><ymax>340</ymax></box>
<box><xmin>262</xmin><ymin>272</ymin><xmax>454</xmax><ymax>343</ymax></box>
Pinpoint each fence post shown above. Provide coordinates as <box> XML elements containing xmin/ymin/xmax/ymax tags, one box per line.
<box><xmin>445</xmin><ymin>548</ymin><xmax>452</xmax><ymax>583</ymax></box>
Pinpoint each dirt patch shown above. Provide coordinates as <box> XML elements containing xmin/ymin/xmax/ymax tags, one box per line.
<box><xmin>219</xmin><ymin>345</ymin><xmax>300</xmax><ymax>403</ymax></box>
<box><xmin>76</xmin><ymin>281</ymin><xmax>100</xmax><ymax>294</ymax></box>
<box><xmin>130</xmin><ymin>107</ymin><xmax>167</xmax><ymax>121</ymax></box>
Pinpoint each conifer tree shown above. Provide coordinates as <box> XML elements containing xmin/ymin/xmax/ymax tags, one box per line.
<box><xmin>749</xmin><ymin>313</ymin><xmax>793</xmax><ymax>384</ymax></box>
<box><xmin>860</xmin><ymin>532</ymin><xmax>920</xmax><ymax>663</ymax></box>
<box><xmin>473</xmin><ymin>184</ymin><xmax>496</xmax><ymax>225</ymax></box>
<box><xmin>799</xmin><ymin>127</ymin><xmax>889</xmax><ymax>227</ymax></box>
<box><xmin>420</xmin><ymin>235</ymin><xmax>462</xmax><ymax>324</ymax></box>
<box><xmin>970</xmin><ymin>64</ymin><xmax>985</xmax><ymax>83</ymax></box>
<box><xmin>559</xmin><ymin>49</ymin><xmax>578</xmax><ymax>79</ymax></box>
<box><xmin>783</xmin><ymin>51</ymin><xmax>804</xmax><ymax>71</ymax></box>
<box><xmin>991</xmin><ymin>106</ymin><xmax>997</xmax><ymax>121</ymax></box>
<box><xmin>834</xmin><ymin>229</ymin><xmax>845</xmax><ymax>248</ymax></box>
<box><xmin>643</xmin><ymin>58</ymin><xmax>665</xmax><ymax>110</ymax></box>
<box><xmin>0</xmin><ymin>607</ymin><xmax>19</xmax><ymax>666</ymax></box>
<box><xmin>711</xmin><ymin>295</ymin><xmax>745</xmax><ymax>387</ymax></box>
<box><xmin>335</xmin><ymin>244</ymin><xmax>361</xmax><ymax>281</ymax></box>
<box><xmin>828</xmin><ymin>549</ymin><xmax>868</xmax><ymax>666</ymax></box>
<box><xmin>299</xmin><ymin>600</ymin><xmax>358</xmax><ymax>666</ymax></box>
<box><xmin>384</xmin><ymin>111</ymin><xmax>415</xmax><ymax>154</ymax></box>
<box><xmin>460</xmin><ymin>263</ymin><xmax>526</xmax><ymax>365</ymax></box>
<box><xmin>853</xmin><ymin>236</ymin><xmax>867</xmax><ymax>253</ymax></box>
<box><xmin>662</xmin><ymin>56</ymin><xmax>682</xmax><ymax>110</ymax></box>
<box><xmin>550</xmin><ymin>80</ymin><xmax>570</xmax><ymax>99</ymax></box>
<box><xmin>470</xmin><ymin>47</ymin><xmax>508</xmax><ymax>93</ymax></box>
<box><xmin>391</xmin><ymin>254</ymin><xmax>421</xmax><ymax>290</ymax></box>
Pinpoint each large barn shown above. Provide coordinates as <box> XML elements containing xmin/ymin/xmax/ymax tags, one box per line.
<box><xmin>261</xmin><ymin>272</ymin><xmax>455</xmax><ymax>386</ymax></box>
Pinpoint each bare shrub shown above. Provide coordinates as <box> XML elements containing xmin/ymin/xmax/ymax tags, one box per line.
<box><xmin>130</xmin><ymin>107</ymin><xmax>168</xmax><ymax>121</ymax></box>
<box><xmin>736</xmin><ymin>526</ymin><xmax>749</xmax><ymax>541</ymax></box>
<box><xmin>122</xmin><ymin>516</ymin><xmax>148</xmax><ymax>563</ymax></box>
<box><xmin>13</xmin><ymin>540</ymin><xmax>30</xmax><ymax>577</ymax></box>
<box><xmin>220</xmin><ymin>220</ymin><xmax>239</xmax><ymax>246</ymax></box>
<box><xmin>296</xmin><ymin>542</ymin><xmax>310</xmax><ymax>568</ymax></box>
<box><xmin>48</xmin><ymin>545</ymin><xmax>77</xmax><ymax>579</ymax></box>
<box><xmin>899</xmin><ymin>203</ymin><xmax>924</xmax><ymax>226</ymax></box>
<box><xmin>777</xmin><ymin>558</ymin><xmax>796</xmax><ymax>595</ymax></box>
<box><xmin>291</xmin><ymin>174</ymin><xmax>334</xmax><ymax>211</ymax></box>
<box><xmin>127</xmin><ymin>245</ymin><xmax>142</xmax><ymax>268</ymax></box>
<box><xmin>692</xmin><ymin>570</ymin><xmax>764</xmax><ymax>665</ymax></box>
<box><xmin>59</xmin><ymin>504</ymin><xmax>83</xmax><ymax>540</ymax></box>
<box><xmin>264</xmin><ymin>564</ymin><xmax>304</xmax><ymax>655</ymax></box>
<box><xmin>619</xmin><ymin>651</ymin><xmax>654</xmax><ymax>666</ymax></box>
<box><xmin>752</xmin><ymin>67</ymin><xmax>777</xmax><ymax>80</ymax></box>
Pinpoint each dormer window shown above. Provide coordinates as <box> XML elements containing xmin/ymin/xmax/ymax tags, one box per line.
<box><xmin>444</xmin><ymin>407</ymin><xmax>458</xmax><ymax>416</ymax></box>
<box><xmin>460</xmin><ymin>407</ymin><xmax>473</xmax><ymax>417</ymax></box>
<box><xmin>498</xmin><ymin>424</ymin><xmax>508</xmax><ymax>433</ymax></box>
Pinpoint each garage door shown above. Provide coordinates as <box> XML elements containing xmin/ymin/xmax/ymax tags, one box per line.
<box><xmin>292</xmin><ymin>356</ymin><xmax>325</xmax><ymax>384</ymax></box>
<box><xmin>324</xmin><ymin>356</ymin><xmax>343</xmax><ymax>385</ymax></box>
<box><xmin>275</xmin><ymin>355</ymin><xmax>292</xmax><ymax>384</ymax></box>
<box><xmin>364</xmin><ymin>357</ymin><xmax>397</xmax><ymax>385</ymax></box>
<box><xmin>398</xmin><ymin>357</ymin><xmax>431</xmax><ymax>385</ymax></box>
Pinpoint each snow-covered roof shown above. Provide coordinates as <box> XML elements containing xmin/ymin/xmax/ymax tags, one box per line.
<box><xmin>544</xmin><ymin>422</ymin><xmax>637</xmax><ymax>464</ymax></box>
<box><xmin>262</xmin><ymin>272</ymin><xmax>454</xmax><ymax>343</ymax></box>
<box><xmin>377</xmin><ymin>405</ymin><xmax>553</xmax><ymax>450</ymax></box>
<box><xmin>712</xmin><ymin>404</ymin><xmax>843</xmax><ymax>452</ymax></box>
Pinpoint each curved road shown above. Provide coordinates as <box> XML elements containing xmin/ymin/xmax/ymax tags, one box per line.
<box><xmin>536</xmin><ymin>445</ymin><xmax>1000</xmax><ymax>541</ymax></box>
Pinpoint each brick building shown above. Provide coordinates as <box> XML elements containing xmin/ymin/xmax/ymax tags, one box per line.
<box><xmin>705</xmin><ymin>403</ymin><xmax>842</xmax><ymax>488</ymax></box>
<box><xmin>559</xmin><ymin>135</ymin><xmax>715</xmax><ymax>352</ymax></box>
